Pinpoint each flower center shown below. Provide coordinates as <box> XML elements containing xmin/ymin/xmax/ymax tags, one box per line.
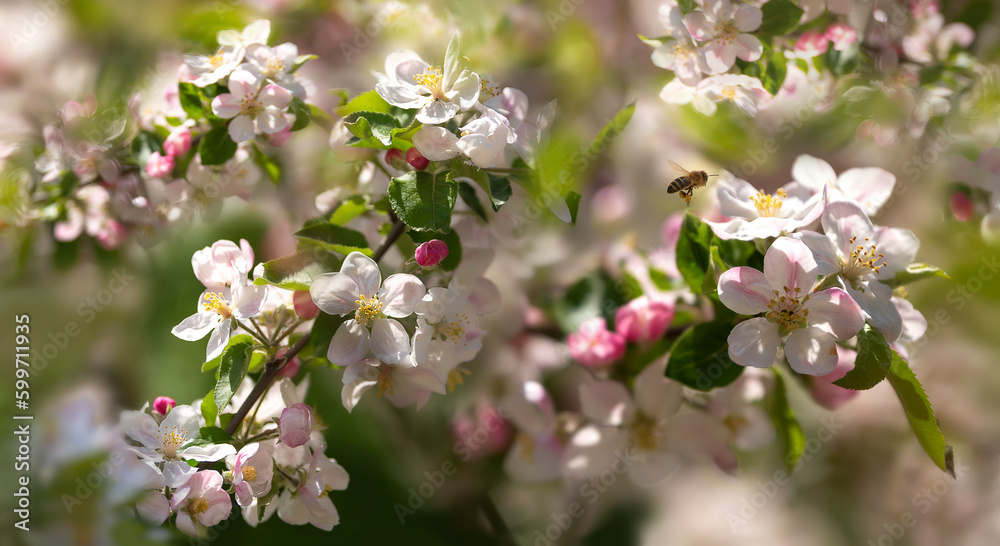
<box><xmin>161</xmin><ymin>426</ymin><xmax>189</xmax><ymax>459</ymax></box>
<box><xmin>242</xmin><ymin>466</ymin><xmax>257</xmax><ymax>482</ymax></box>
<box><xmin>436</xmin><ymin>315</ymin><xmax>468</xmax><ymax>344</ymax></box>
<box><xmin>714</xmin><ymin>20</ymin><xmax>739</xmax><ymax>44</ymax></box>
<box><xmin>189</xmin><ymin>497</ymin><xmax>209</xmax><ymax>515</ymax></box>
<box><xmin>208</xmin><ymin>49</ymin><xmax>226</xmax><ymax>69</ymax></box>
<box><xmin>673</xmin><ymin>42</ymin><xmax>692</xmax><ymax>61</ymax></box>
<box><xmin>413</xmin><ymin>66</ymin><xmax>446</xmax><ymax>100</ymax></box>
<box><xmin>240</xmin><ymin>95</ymin><xmax>264</xmax><ymax>117</ymax></box>
<box><xmin>749</xmin><ymin>188</ymin><xmax>787</xmax><ymax>217</ymax></box>
<box><xmin>354</xmin><ymin>294</ymin><xmax>383</xmax><ymax>326</ymax></box>
<box><xmin>376</xmin><ymin>365</ymin><xmax>394</xmax><ymax>398</ymax></box>
<box><xmin>202</xmin><ymin>292</ymin><xmax>233</xmax><ymax>319</ymax></box>
<box><xmin>631</xmin><ymin>414</ymin><xmax>663</xmax><ymax>451</ymax></box>
<box><xmin>723</xmin><ymin>413</ymin><xmax>749</xmax><ymax>435</ymax></box>
<box><xmin>516</xmin><ymin>433</ymin><xmax>535</xmax><ymax>461</ymax></box>
<box><xmin>480</xmin><ymin>78</ymin><xmax>498</xmax><ymax>100</ymax></box>
<box><xmin>765</xmin><ymin>288</ymin><xmax>810</xmax><ymax>332</ymax></box>
<box><xmin>841</xmin><ymin>236</ymin><xmax>886</xmax><ymax>279</ymax></box>
<box><xmin>265</xmin><ymin>56</ymin><xmax>286</xmax><ymax>78</ymax></box>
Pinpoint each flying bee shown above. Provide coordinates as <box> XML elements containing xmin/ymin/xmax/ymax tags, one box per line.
<box><xmin>666</xmin><ymin>161</ymin><xmax>717</xmax><ymax>207</ymax></box>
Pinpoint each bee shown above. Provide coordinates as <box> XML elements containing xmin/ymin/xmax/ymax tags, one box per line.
<box><xmin>666</xmin><ymin>161</ymin><xmax>717</xmax><ymax>207</ymax></box>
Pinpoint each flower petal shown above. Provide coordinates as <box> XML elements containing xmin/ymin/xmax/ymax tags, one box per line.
<box><xmin>822</xmin><ymin>200</ymin><xmax>876</xmax><ymax>258</ymax></box>
<box><xmin>718</xmin><ymin>266</ymin><xmax>773</xmax><ymax>315</ymax></box>
<box><xmin>634</xmin><ymin>358</ymin><xmax>683</xmax><ymax>420</ymax></box>
<box><xmin>784</xmin><ymin>327</ymin><xmax>838</xmax><ymax>376</ymax></box>
<box><xmin>341</xmin><ymin>252</ymin><xmax>381</xmax><ymax>298</ymax></box>
<box><xmin>380</xmin><ymin>274</ymin><xmax>426</xmax><ymax>318</ymax></box>
<box><xmin>727</xmin><ymin>317</ymin><xmax>779</xmax><ymax>368</ymax></box>
<box><xmin>562</xmin><ymin>425</ymin><xmax>630</xmax><ymax>479</ymax></box>
<box><xmin>874</xmin><ymin>227</ymin><xmax>919</xmax><ymax>280</ymax></box>
<box><xmin>369</xmin><ymin>318</ymin><xmax>411</xmax><ymax>363</ymax></box>
<box><xmin>260</xmin><ymin>84</ymin><xmax>292</xmax><ymax>109</ymax></box>
<box><xmin>310</xmin><ymin>272</ymin><xmax>360</xmax><ymax>316</ymax></box>
<box><xmin>734</xmin><ymin>4</ymin><xmax>762</xmax><ymax>32</ymax></box>
<box><xmin>211</xmin><ymin>94</ymin><xmax>242</xmax><ymax>119</ymax></box>
<box><xmin>837</xmin><ymin>167</ymin><xmax>895</xmax><ymax>215</ymax></box>
<box><xmin>171</xmin><ymin>312</ymin><xmax>218</xmax><ymax>341</ymax></box>
<box><xmin>791</xmin><ymin>154</ymin><xmax>837</xmax><ymax>192</ymax></box>
<box><xmin>327</xmin><ymin>320</ymin><xmax>370</xmax><ymax>366</ymax></box>
<box><xmin>416</xmin><ymin>100</ymin><xmax>460</xmax><ymax>125</ymax></box>
<box><xmin>794</xmin><ymin>231</ymin><xmax>840</xmax><ymax>275</ymax></box>
<box><xmin>256</xmin><ymin>108</ymin><xmax>289</xmax><ymax>134</ymax></box>
<box><xmin>763</xmin><ymin>237</ymin><xmax>818</xmax><ymax>294</ymax></box>
<box><xmin>848</xmin><ymin>282</ymin><xmax>903</xmax><ymax>342</ymax></box>
<box><xmin>412</xmin><ymin>126</ymin><xmax>460</xmax><ymax>161</ymax></box>
<box><xmin>579</xmin><ymin>381</ymin><xmax>636</xmax><ymax>426</ymax></box>
<box><xmin>206</xmin><ymin>320</ymin><xmax>232</xmax><ymax>361</ymax></box>
<box><xmin>228</xmin><ymin>115</ymin><xmax>256</xmax><ymax>143</ymax></box>
<box><xmin>803</xmin><ymin>287</ymin><xmax>864</xmax><ymax>339</ymax></box>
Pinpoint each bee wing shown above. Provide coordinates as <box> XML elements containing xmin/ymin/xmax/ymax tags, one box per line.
<box><xmin>666</xmin><ymin>160</ymin><xmax>692</xmax><ymax>179</ymax></box>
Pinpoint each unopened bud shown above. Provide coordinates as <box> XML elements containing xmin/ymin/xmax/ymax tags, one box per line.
<box><xmin>415</xmin><ymin>239</ymin><xmax>449</xmax><ymax>267</ymax></box>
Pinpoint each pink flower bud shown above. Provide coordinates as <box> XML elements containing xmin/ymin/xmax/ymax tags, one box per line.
<box><xmin>293</xmin><ymin>290</ymin><xmax>320</xmax><ymax>320</ymax></box>
<box><xmin>451</xmin><ymin>404</ymin><xmax>512</xmax><ymax>460</ymax></box>
<box><xmin>145</xmin><ymin>152</ymin><xmax>174</xmax><ymax>178</ymax></box>
<box><xmin>614</xmin><ymin>296</ymin><xmax>675</xmax><ymax>343</ymax></box>
<box><xmin>406</xmin><ymin>147</ymin><xmax>429</xmax><ymax>170</ymax></box>
<box><xmin>384</xmin><ymin>148</ymin><xmax>407</xmax><ymax>170</ymax></box>
<box><xmin>163</xmin><ymin>127</ymin><xmax>192</xmax><ymax>157</ymax></box>
<box><xmin>153</xmin><ymin>396</ymin><xmax>176</xmax><ymax>416</ymax></box>
<box><xmin>825</xmin><ymin>23</ymin><xmax>857</xmax><ymax>51</ymax></box>
<box><xmin>96</xmin><ymin>220</ymin><xmax>127</xmax><ymax>250</ymax></box>
<box><xmin>795</xmin><ymin>31</ymin><xmax>830</xmax><ymax>57</ymax></box>
<box><xmin>808</xmin><ymin>348</ymin><xmax>860</xmax><ymax>410</ymax></box>
<box><xmin>415</xmin><ymin>239</ymin><xmax>449</xmax><ymax>267</ymax></box>
<box><xmin>567</xmin><ymin>317</ymin><xmax>626</xmax><ymax>369</ymax></box>
<box><xmin>279</xmin><ymin>403</ymin><xmax>312</xmax><ymax>447</ymax></box>
<box><xmin>950</xmin><ymin>192</ymin><xmax>974</xmax><ymax>222</ymax></box>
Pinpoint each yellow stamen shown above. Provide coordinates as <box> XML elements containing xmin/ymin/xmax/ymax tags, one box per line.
<box><xmin>413</xmin><ymin>66</ymin><xmax>446</xmax><ymax>100</ymax></box>
<box><xmin>749</xmin><ymin>188</ymin><xmax>787</xmax><ymax>217</ymax></box>
<box><xmin>376</xmin><ymin>366</ymin><xmax>394</xmax><ymax>398</ymax></box>
<box><xmin>446</xmin><ymin>367</ymin><xmax>470</xmax><ymax>392</ymax></box>
<box><xmin>161</xmin><ymin>427</ymin><xmax>188</xmax><ymax>459</ymax></box>
<box><xmin>354</xmin><ymin>294</ymin><xmax>383</xmax><ymax>326</ymax></box>
<box><xmin>764</xmin><ymin>288</ymin><xmax>810</xmax><ymax>332</ymax></box>
<box><xmin>631</xmin><ymin>414</ymin><xmax>663</xmax><ymax>451</ymax></box>
<box><xmin>202</xmin><ymin>292</ymin><xmax>232</xmax><ymax>319</ymax></box>
<box><xmin>723</xmin><ymin>413</ymin><xmax>748</xmax><ymax>436</ymax></box>
<box><xmin>208</xmin><ymin>49</ymin><xmax>226</xmax><ymax>69</ymax></box>
<box><xmin>189</xmin><ymin>498</ymin><xmax>209</xmax><ymax>515</ymax></box>
<box><xmin>480</xmin><ymin>78</ymin><xmax>498</xmax><ymax>99</ymax></box>
<box><xmin>242</xmin><ymin>466</ymin><xmax>257</xmax><ymax>482</ymax></box>
<box><xmin>842</xmin><ymin>235</ymin><xmax>887</xmax><ymax>278</ymax></box>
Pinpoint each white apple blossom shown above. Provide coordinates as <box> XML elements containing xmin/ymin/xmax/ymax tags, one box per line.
<box><xmin>717</xmin><ymin>237</ymin><xmax>866</xmax><ymax>375</ymax></box>
<box><xmin>340</xmin><ymin>356</ymin><xmax>446</xmax><ymax>412</ymax></box>
<box><xmin>501</xmin><ymin>381</ymin><xmax>563</xmax><ymax>483</ymax></box>
<box><xmin>705</xmin><ymin>172</ymin><xmax>825</xmax><ymax>241</ymax></box>
<box><xmin>456</xmin><ymin>108</ymin><xmax>517</xmax><ymax>168</ymax></box>
<box><xmin>697</xmin><ymin>74</ymin><xmax>770</xmax><ymax>116</ymax></box>
<box><xmin>211</xmin><ymin>69</ymin><xmax>292</xmax><ymax>142</ymax></box>
<box><xmin>229</xmin><ymin>442</ymin><xmax>275</xmax><ymax>507</ymax></box>
<box><xmin>191</xmin><ymin>238</ymin><xmax>255</xmax><ymax>288</ymax></box>
<box><xmin>171</xmin><ymin>470</ymin><xmax>233</xmax><ymax>536</ymax></box>
<box><xmin>171</xmin><ymin>272</ymin><xmax>267</xmax><ymax>361</ymax></box>
<box><xmin>650</xmin><ymin>6</ymin><xmax>709</xmax><ymax>86</ymax></box>
<box><xmin>793</xmin><ymin>200</ymin><xmax>919</xmax><ymax>342</ymax></box>
<box><xmin>240</xmin><ymin>42</ymin><xmax>312</xmax><ymax>99</ymax></box>
<box><xmin>217</xmin><ymin>19</ymin><xmax>271</xmax><ymax>48</ymax></box>
<box><xmin>374</xmin><ymin>34</ymin><xmax>481</xmax><ymax>124</ymax></box>
<box><xmin>119</xmin><ymin>404</ymin><xmax>235</xmax><ymax>488</ymax></box>
<box><xmin>684</xmin><ymin>0</ymin><xmax>763</xmax><ymax>74</ymax></box>
<box><xmin>310</xmin><ymin>251</ymin><xmax>425</xmax><ymax>366</ymax></box>
<box><xmin>185</xmin><ymin>43</ymin><xmax>246</xmax><ymax>87</ymax></box>
<box><xmin>275</xmin><ymin>449</ymin><xmax>350</xmax><ymax>531</ymax></box>
<box><xmin>790</xmin><ymin>154</ymin><xmax>897</xmax><ymax>216</ymax></box>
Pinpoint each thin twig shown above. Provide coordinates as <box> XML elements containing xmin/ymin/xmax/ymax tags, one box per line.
<box><xmin>373</xmin><ymin>214</ymin><xmax>406</xmax><ymax>262</ymax></box>
<box><xmin>478</xmin><ymin>494</ymin><xmax>516</xmax><ymax>546</ymax></box>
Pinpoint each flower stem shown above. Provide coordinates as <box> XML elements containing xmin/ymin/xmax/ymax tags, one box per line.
<box><xmin>373</xmin><ymin>213</ymin><xmax>406</xmax><ymax>262</ymax></box>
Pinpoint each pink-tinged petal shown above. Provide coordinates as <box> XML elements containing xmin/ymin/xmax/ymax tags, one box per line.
<box><xmin>821</xmin><ymin>200</ymin><xmax>876</xmax><ymax>256</ymax></box>
<box><xmin>718</xmin><ymin>266</ymin><xmax>773</xmax><ymax>315</ymax></box>
<box><xmin>730</xmin><ymin>87</ymin><xmax>759</xmax><ymax>116</ymax></box>
<box><xmin>764</xmin><ymin>237</ymin><xmax>818</xmax><ymax>294</ymax></box>
<box><xmin>274</xmin><ymin>42</ymin><xmax>299</xmax><ymax>64</ymax></box>
<box><xmin>341</xmin><ymin>252</ymin><xmax>381</xmax><ymax>298</ymax></box>
<box><xmin>503</xmin><ymin>434</ymin><xmax>563</xmax><ymax>483</ymax></box>
<box><xmin>808</xmin><ymin>347</ymin><xmax>859</xmax><ymax>409</ymax></box>
<box><xmin>803</xmin><ymin>287</ymin><xmax>864</xmax><ymax>339</ymax></box>
<box><xmin>705</xmin><ymin>0</ymin><xmax>732</xmax><ymax>22</ymax></box>
<box><xmin>563</xmin><ymin>425</ymin><xmax>630</xmax><ymax>479</ymax></box>
<box><xmin>171</xmin><ymin>311</ymin><xmax>218</xmax><ymax>341</ymax></box>
<box><xmin>256</xmin><ymin>108</ymin><xmax>289</xmax><ymax>134</ymax></box>
<box><xmin>137</xmin><ymin>491</ymin><xmax>170</xmax><ymax>525</ymax></box>
<box><xmin>794</xmin><ymin>231</ymin><xmax>840</xmax><ymax>275</ymax></box>
<box><xmin>234</xmin><ymin>481</ymin><xmax>253</xmax><ymax>507</ymax></box>
<box><xmin>416</xmin><ymin>100</ymin><xmax>460</xmax><ymax>125</ymax></box>
<box><xmin>341</xmin><ymin>375</ymin><xmax>377</xmax><ymax>413</ymax></box>
<box><xmin>847</xmin><ymin>282</ymin><xmax>902</xmax><ymax>342</ymax></box>
<box><xmin>228</xmin><ymin>115</ymin><xmax>256</xmax><ymax>143</ymax></box>
<box><xmin>684</xmin><ymin>11</ymin><xmax>714</xmax><ymax>41</ymax></box>
<box><xmin>260</xmin><ymin>84</ymin><xmax>292</xmax><ymax>109</ymax></box>
<box><xmin>728</xmin><ymin>318</ymin><xmax>779</xmax><ymax>368</ymax></box>
<box><xmin>734</xmin><ymin>34</ymin><xmax>763</xmax><ymax>62</ymax></box>
<box><xmin>837</xmin><ymin>167</ymin><xmax>895</xmax><ymax>215</ymax></box>
<box><xmin>791</xmin><ymin>154</ymin><xmax>837</xmax><ymax>192</ymax></box>
<box><xmin>383</xmin><ymin>49</ymin><xmax>431</xmax><ymax>83</ymax></box>
<box><xmin>634</xmin><ymin>358</ymin><xmax>683</xmax><ymax>419</ymax></box>
<box><xmin>412</xmin><ymin>126</ymin><xmax>460</xmax><ymax>161</ymax></box>
<box><xmin>211</xmin><ymin>93</ymin><xmax>242</xmax><ymax>119</ymax></box>
<box><xmin>715</xmin><ymin>174</ymin><xmax>761</xmax><ymax>219</ymax></box>
<box><xmin>232</xmin><ymin>283</ymin><xmax>267</xmax><ymax>318</ymax></box>
<box><xmin>784</xmin><ymin>327</ymin><xmax>838</xmax><ymax>376</ymax></box>
<box><xmin>310</xmin><ymin>272</ymin><xmax>360</xmax><ymax>316</ymax></box>
<box><xmin>327</xmin><ymin>320</ymin><xmax>370</xmax><ymax>366</ymax></box>
<box><xmin>279</xmin><ymin>404</ymin><xmax>312</xmax><ymax>448</ymax></box>
<box><xmin>733</xmin><ymin>4</ymin><xmax>762</xmax><ymax>32</ymax></box>
<box><xmin>659</xmin><ymin>80</ymin><xmax>696</xmax><ymax>105</ymax></box>
<box><xmin>369</xmin><ymin>318</ymin><xmax>410</xmax><ymax>363</ymax></box>
<box><xmin>579</xmin><ymin>381</ymin><xmax>636</xmax><ymax>426</ymax></box>
<box><xmin>702</xmin><ymin>40</ymin><xmax>736</xmax><ymax>74</ymax></box>
<box><xmin>650</xmin><ymin>42</ymin><xmax>677</xmax><ymax>70</ymax></box>
<box><xmin>228</xmin><ymin>69</ymin><xmax>259</xmax><ymax>98</ymax></box>
<box><xmin>895</xmin><ymin>297</ymin><xmax>927</xmax><ymax>341</ymax></box>
<box><xmin>501</xmin><ymin>381</ymin><xmax>556</xmax><ymax>437</ymax></box>
<box><xmin>874</xmin><ymin>227</ymin><xmax>919</xmax><ymax>280</ymax></box>
<box><xmin>379</xmin><ymin>274</ymin><xmax>426</xmax><ymax>317</ymax></box>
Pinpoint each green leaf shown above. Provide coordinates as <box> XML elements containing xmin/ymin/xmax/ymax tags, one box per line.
<box><xmin>335</xmin><ymin>90</ymin><xmax>393</xmax><ymax>117</ymax></box>
<box><xmin>200</xmin><ymin>388</ymin><xmax>218</xmax><ymax>428</ymax></box>
<box><xmin>295</xmin><ymin>224</ymin><xmax>372</xmax><ymax>256</ymax></box>
<box><xmin>458</xmin><ymin>181</ymin><xmax>489</xmax><ymax>221</ymax></box>
<box><xmin>770</xmin><ymin>367</ymin><xmax>806</xmax><ymax>472</ymax></box>
<box><xmin>408</xmin><ymin>229</ymin><xmax>462</xmax><ymax>271</ymax></box>
<box><xmin>251</xmin><ymin>143</ymin><xmax>281</xmax><ymax>185</ymax></box>
<box><xmin>762</xmin><ymin>51</ymin><xmax>788</xmax><ymax>95</ymax></box>
<box><xmin>675</xmin><ymin>213</ymin><xmax>714</xmax><ymax>293</ymax></box>
<box><xmin>214</xmin><ymin>338</ymin><xmax>252</xmax><ymax>411</ymax></box>
<box><xmin>289</xmin><ymin>97</ymin><xmax>311</xmax><ymax>131</ymax></box>
<box><xmin>552</xmin><ymin>271</ymin><xmax>632</xmax><ymax>333</ymax></box>
<box><xmin>289</xmin><ymin>53</ymin><xmax>318</xmax><ymax>74</ymax></box>
<box><xmin>677</xmin><ymin>0</ymin><xmax>696</xmax><ymax>14</ymax></box>
<box><xmin>665</xmin><ymin>320</ymin><xmax>744</xmax><ymax>391</ymax></box>
<box><xmin>715</xmin><ymin>237</ymin><xmax>761</xmax><ymax>270</ymax></box>
<box><xmin>589</xmin><ymin>102</ymin><xmax>635</xmax><ymax>158</ymax></box>
<box><xmin>253</xmin><ymin>248</ymin><xmax>342</xmax><ymax>291</ymax></box>
<box><xmin>178</xmin><ymin>82</ymin><xmax>205</xmax><ymax>119</ymax></box>
<box><xmin>759</xmin><ymin>0</ymin><xmax>804</xmax><ymax>37</ymax></box>
<box><xmin>565</xmin><ymin>190</ymin><xmax>582</xmax><ymax>224</ymax></box>
<box><xmin>488</xmin><ymin>174</ymin><xmax>512</xmax><ymax>211</ymax></box>
<box><xmin>649</xmin><ymin>267</ymin><xmax>673</xmax><ymax>291</ymax></box>
<box><xmin>449</xmin><ymin>162</ymin><xmax>493</xmax><ymax>205</ymax></box>
<box><xmin>199</xmin><ymin>126</ymin><xmax>238</xmax><ymax>165</ymax></box>
<box><xmin>308</xmin><ymin>104</ymin><xmax>334</xmax><ymax>132</ymax></box>
<box><xmin>833</xmin><ymin>324</ymin><xmax>892</xmax><ymax>390</ymax></box>
<box><xmin>387</xmin><ymin>170</ymin><xmax>457</xmax><ymax>232</ymax></box>
<box><xmin>328</xmin><ymin>195</ymin><xmax>370</xmax><ymax>226</ymax></box>
<box><xmin>247</xmin><ymin>350</ymin><xmax>268</xmax><ymax>374</ymax></box>
<box><xmin>824</xmin><ymin>43</ymin><xmax>860</xmax><ymax>77</ymax></box>
<box><xmin>885</xmin><ymin>263</ymin><xmax>951</xmax><ymax>287</ymax></box>
<box><xmin>343</xmin><ymin>111</ymin><xmax>401</xmax><ymax>148</ymax></box>
<box><xmin>886</xmin><ymin>351</ymin><xmax>955</xmax><ymax>477</ymax></box>
<box><xmin>201</xmin><ymin>334</ymin><xmax>255</xmax><ymax>372</ymax></box>
<box><xmin>182</xmin><ymin>426</ymin><xmax>232</xmax><ymax>450</ymax></box>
